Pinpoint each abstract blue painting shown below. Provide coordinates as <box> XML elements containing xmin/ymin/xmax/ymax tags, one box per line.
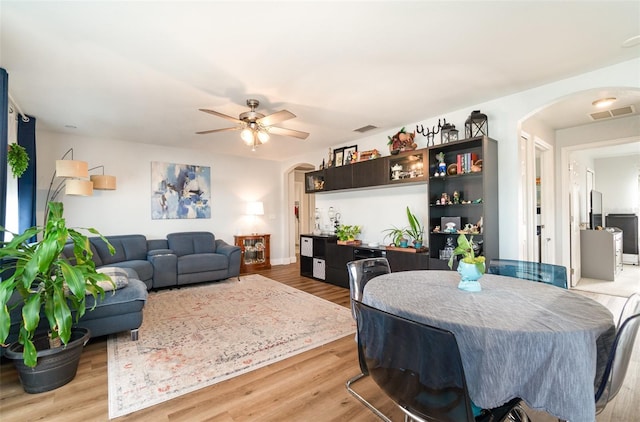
<box><xmin>151</xmin><ymin>161</ymin><xmax>211</xmax><ymax>219</ymax></box>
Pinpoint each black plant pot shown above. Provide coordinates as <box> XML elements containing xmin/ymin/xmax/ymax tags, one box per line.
<box><xmin>5</xmin><ymin>327</ymin><xmax>91</xmax><ymax>394</ymax></box>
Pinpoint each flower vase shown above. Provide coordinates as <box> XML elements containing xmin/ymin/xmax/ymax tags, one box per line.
<box><xmin>457</xmin><ymin>261</ymin><xmax>484</xmax><ymax>292</ymax></box>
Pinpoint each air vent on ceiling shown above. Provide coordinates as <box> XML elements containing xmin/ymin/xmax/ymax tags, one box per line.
<box><xmin>354</xmin><ymin>125</ymin><xmax>378</xmax><ymax>133</ymax></box>
<box><xmin>589</xmin><ymin>105</ymin><xmax>635</xmax><ymax>121</ymax></box>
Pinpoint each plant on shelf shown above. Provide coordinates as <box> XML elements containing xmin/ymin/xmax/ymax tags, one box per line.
<box><xmin>447</xmin><ymin>233</ymin><xmax>485</xmax><ymax>272</ymax></box>
<box><xmin>7</xmin><ymin>143</ymin><xmax>29</xmax><ymax>178</ymax></box>
<box><xmin>404</xmin><ymin>206</ymin><xmax>424</xmax><ymax>248</ymax></box>
<box><xmin>382</xmin><ymin>226</ymin><xmax>408</xmax><ymax>247</ymax></box>
<box><xmin>336</xmin><ymin>224</ymin><xmax>361</xmax><ymax>242</ymax></box>
<box><xmin>0</xmin><ymin>202</ymin><xmax>114</xmax><ymax>373</ymax></box>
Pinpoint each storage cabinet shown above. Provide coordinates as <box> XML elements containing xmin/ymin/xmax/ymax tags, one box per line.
<box><xmin>300</xmin><ymin>235</ymin><xmax>429</xmax><ymax>287</ymax></box>
<box><xmin>234</xmin><ymin>234</ymin><xmax>271</xmax><ymax>273</ymax></box>
<box><xmin>427</xmin><ymin>137</ymin><xmax>499</xmax><ymax>269</ymax></box>
<box><xmin>580</xmin><ymin>229</ymin><xmax>623</xmax><ymax>280</ymax></box>
<box><xmin>387</xmin><ymin>149</ymin><xmax>427</xmax><ymax>184</ymax></box>
<box><xmin>300</xmin><ymin>235</ymin><xmax>330</xmax><ymax>280</ymax></box>
<box><xmin>304</xmin><ymin>148</ymin><xmax>428</xmax><ymax>193</ymax></box>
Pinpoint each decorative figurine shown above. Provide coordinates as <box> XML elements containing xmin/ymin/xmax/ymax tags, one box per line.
<box><xmin>453</xmin><ymin>190</ymin><xmax>460</xmax><ymax>204</ymax></box>
<box><xmin>436</xmin><ymin>152</ymin><xmax>446</xmax><ymax>176</ymax></box>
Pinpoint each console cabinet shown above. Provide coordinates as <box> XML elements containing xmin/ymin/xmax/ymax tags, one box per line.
<box><xmin>300</xmin><ymin>234</ymin><xmax>429</xmax><ymax>288</ymax></box>
<box><xmin>580</xmin><ymin>229</ymin><xmax>623</xmax><ymax>281</ymax></box>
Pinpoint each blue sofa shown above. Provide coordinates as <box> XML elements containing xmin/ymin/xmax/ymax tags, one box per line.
<box><xmin>3</xmin><ymin>231</ymin><xmax>240</xmax><ymax>353</ymax></box>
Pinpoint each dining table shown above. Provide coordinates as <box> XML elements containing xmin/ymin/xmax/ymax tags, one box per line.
<box><xmin>362</xmin><ymin>270</ymin><xmax>616</xmax><ymax>422</ymax></box>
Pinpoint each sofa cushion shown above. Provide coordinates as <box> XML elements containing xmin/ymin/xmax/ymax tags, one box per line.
<box><xmin>177</xmin><ymin>253</ymin><xmax>228</xmax><ymax>274</ymax></box>
<box><xmin>91</xmin><ymin>235</ymin><xmax>148</xmax><ymax>265</ymax></box>
<box><xmin>106</xmin><ymin>260</ymin><xmax>153</xmax><ymax>284</ymax></box>
<box><xmin>167</xmin><ymin>232</ymin><xmax>216</xmax><ymax>256</ymax></box>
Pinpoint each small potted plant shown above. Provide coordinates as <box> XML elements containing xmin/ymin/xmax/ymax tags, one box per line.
<box><xmin>0</xmin><ymin>202</ymin><xmax>115</xmax><ymax>393</ymax></box>
<box><xmin>7</xmin><ymin>143</ymin><xmax>29</xmax><ymax>178</ymax></box>
<box><xmin>382</xmin><ymin>226</ymin><xmax>408</xmax><ymax>247</ymax></box>
<box><xmin>336</xmin><ymin>224</ymin><xmax>361</xmax><ymax>245</ymax></box>
<box><xmin>404</xmin><ymin>206</ymin><xmax>424</xmax><ymax>249</ymax></box>
<box><xmin>448</xmin><ymin>233</ymin><xmax>486</xmax><ymax>292</ymax></box>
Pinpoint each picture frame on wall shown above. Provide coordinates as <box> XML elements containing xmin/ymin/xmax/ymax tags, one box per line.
<box><xmin>343</xmin><ymin>145</ymin><xmax>358</xmax><ymax>165</ymax></box>
<box><xmin>334</xmin><ymin>147</ymin><xmax>345</xmax><ymax>167</ymax></box>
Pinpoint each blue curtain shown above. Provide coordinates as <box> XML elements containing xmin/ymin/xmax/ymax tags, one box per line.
<box><xmin>18</xmin><ymin>114</ymin><xmax>36</xmax><ymax>234</ymax></box>
<box><xmin>0</xmin><ymin>68</ymin><xmax>8</xmax><ymax>242</ymax></box>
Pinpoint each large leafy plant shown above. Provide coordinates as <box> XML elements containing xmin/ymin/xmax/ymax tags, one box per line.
<box><xmin>447</xmin><ymin>233</ymin><xmax>485</xmax><ymax>273</ymax></box>
<box><xmin>0</xmin><ymin>202</ymin><xmax>114</xmax><ymax>367</ymax></box>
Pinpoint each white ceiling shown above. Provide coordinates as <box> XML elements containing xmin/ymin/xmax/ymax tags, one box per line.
<box><xmin>2</xmin><ymin>1</ymin><xmax>640</xmax><ymax>161</ymax></box>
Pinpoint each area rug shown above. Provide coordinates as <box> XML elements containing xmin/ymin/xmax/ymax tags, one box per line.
<box><xmin>572</xmin><ymin>264</ymin><xmax>640</xmax><ymax>298</ymax></box>
<box><xmin>107</xmin><ymin>274</ymin><xmax>355</xmax><ymax>419</ymax></box>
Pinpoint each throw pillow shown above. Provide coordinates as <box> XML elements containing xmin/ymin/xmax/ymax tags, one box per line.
<box><xmin>94</xmin><ymin>266</ymin><xmax>130</xmax><ymax>292</ymax></box>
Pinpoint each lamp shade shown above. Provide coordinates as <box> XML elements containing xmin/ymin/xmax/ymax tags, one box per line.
<box><xmin>90</xmin><ymin>174</ymin><xmax>117</xmax><ymax>190</ymax></box>
<box><xmin>246</xmin><ymin>201</ymin><xmax>264</xmax><ymax>216</ymax></box>
<box><xmin>56</xmin><ymin>159</ymin><xmax>88</xmax><ymax>178</ymax></box>
<box><xmin>65</xmin><ymin>179</ymin><xmax>93</xmax><ymax>196</ymax></box>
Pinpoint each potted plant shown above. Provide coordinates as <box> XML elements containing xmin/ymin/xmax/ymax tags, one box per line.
<box><xmin>7</xmin><ymin>143</ymin><xmax>29</xmax><ymax>178</ymax></box>
<box><xmin>0</xmin><ymin>202</ymin><xmax>115</xmax><ymax>393</ymax></box>
<box><xmin>447</xmin><ymin>233</ymin><xmax>486</xmax><ymax>292</ymax></box>
<box><xmin>336</xmin><ymin>224</ymin><xmax>361</xmax><ymax>245</ymax></box>
<box><xmin>404</xmin><ymin>206</ymin><xmax>424</xmax><ymax>249</ymax></box>
<box><xmin>383</xmin><ymin>226</ymin><xmax>408</xmax><ymax>248</ymax></box>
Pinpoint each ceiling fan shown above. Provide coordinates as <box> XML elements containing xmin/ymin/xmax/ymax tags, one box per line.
<box><xmin>196</xmin><ymin>99</ymin><xmax>309</xmax><ymax>150</ymax></box>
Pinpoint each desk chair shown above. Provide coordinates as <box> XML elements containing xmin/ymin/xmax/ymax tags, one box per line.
<box><xmin>345</xmin><ymin>258</ymin><xmax>392</xmax><ymax>422</ymax></box>
<box><xmin>353</xmin><ymin>300</ymin><xmax>525</xmax><ymax>422</ymax></box>
<box><xmin>594</xmin><ymin>293</ymin><xmax>640</xmax><ymax>415</ymax></box>
<box><xmin>487</xmin><ymin>259</ymin><xmax>568</xmax><ymax>289</ymax></box>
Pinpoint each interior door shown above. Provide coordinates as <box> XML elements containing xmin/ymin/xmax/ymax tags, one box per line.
<box><xmin>569</xmin><ymin>180</ymin><xmax>582</xmax><ymax>287</ymax></box>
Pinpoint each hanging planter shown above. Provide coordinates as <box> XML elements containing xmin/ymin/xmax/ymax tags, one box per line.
<box><xmin>7</xmin><ymin>143</ymin><xmax>29</xmax><ymax>178</ymax></box>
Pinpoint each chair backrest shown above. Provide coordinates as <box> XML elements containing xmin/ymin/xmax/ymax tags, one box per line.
<box><xmin>594</xmin><ymin>295</ymin><xmax>640</xmax><ymax>412</ymax></box>
<box><xmin>617</xmin><ymin>293</ymin><xmax>640</xmax><ymax>328</ymax></box>
<box><xmin>346</xmin><ymin>258</ymin><xmax>391</xmax><ymax>320</ymax></box>
<box><xmin>487</xmin><ymin>259</ymin><xmax>567</xmax><ymax>289</ymax></box>
<box><xmin>353</xmin><ymin>300</ymin><xmax>475</xmax><ymax>422</ymax></box>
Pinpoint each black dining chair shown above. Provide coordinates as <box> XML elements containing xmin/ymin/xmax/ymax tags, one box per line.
<box><xmin>487</xmin><ymin>259</ymin><xmax>568</xmax><ymax>289</ymax></box>
<box><xmin>353</xmin><ymin>299</ymin><xmax>525</xmax><ymax>422</ymax></box>
<box><xmin>345</xmin><ymin>258</ymin><xmax>392</xmax><ymax>422</ymax></box>
<box><xmin>593</xmin><ymin>293</ymin><xmax>640</xmax><ymax>415</ymax></box>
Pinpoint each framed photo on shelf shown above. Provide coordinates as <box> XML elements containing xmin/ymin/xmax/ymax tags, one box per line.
<box><xmin>343</xmin><ymin>145</ymin><xmax>358</xmax><ymax>165</ymax></box>
<box><xmin>334</xmin><ymin>147</ymin><xmax>345</xmax><ymax>167</ymax></box>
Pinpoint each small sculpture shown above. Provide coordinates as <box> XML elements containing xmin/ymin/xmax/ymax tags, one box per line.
<box><xmin>435</xmin><ymin>152</ymin><xmax>446</xmax><ymax>176</ymax></box>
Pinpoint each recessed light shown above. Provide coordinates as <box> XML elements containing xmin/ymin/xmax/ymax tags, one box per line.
<box><xmin>622</xmin><ymin>35</ymin><xmax>640</xmax><ymax>48</ymax></box>
<box><xmin>592</xmin><ymin>98</ymin><xmax>617</xmax><ymax>108</ymax></box>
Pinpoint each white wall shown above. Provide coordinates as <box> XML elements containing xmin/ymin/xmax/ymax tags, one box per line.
<box><xmin>37</xmin><ymin>131</ymin><xmax>288</xmax><ymax>262</ymax></box>
<box><xmin>595</xmin><ymin>155</ymin><xmax>640</xmax><ymax>215</ymax></box>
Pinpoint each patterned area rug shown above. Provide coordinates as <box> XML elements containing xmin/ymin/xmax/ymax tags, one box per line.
<box><xmin>107</xmin><ymin>274</ymin><xmax>355</xmax><ymax>419</ymax></box>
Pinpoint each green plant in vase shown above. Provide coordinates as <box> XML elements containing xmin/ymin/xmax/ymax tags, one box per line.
<box><xmin>382</xmin><ymin>226</ymin><xmax>408</xmax><ymax>247</ymax></box>
<box><xmin>448</xmin><ymin>233</ymin><xmax>486</xmax><ymax>292</ymax></box>
<box><xmin>336</xmin><ymin>225</ymin><xmax>361</xmax><ymax>242</ymax></box>
<box><xmin>0</xmin><ymin>202</ymin><xmax>114</xmax><ymax>370</ymax></box>
<box><xmin>404</xmin><ymin>206</ymin><xmax>424</xmax><ymax>248</ymax></box>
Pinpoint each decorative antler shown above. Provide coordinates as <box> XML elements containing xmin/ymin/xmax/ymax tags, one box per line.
<box><xmin>416</xmin><ymin>118</ymin><xmax>447</xmax><ymax>146</ymax></box>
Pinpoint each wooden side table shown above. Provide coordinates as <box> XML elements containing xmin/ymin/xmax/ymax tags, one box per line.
<box><xmin>234</xmin><ymin>234</ymin><xmax>271</xmax><ymax>273</ymax></box>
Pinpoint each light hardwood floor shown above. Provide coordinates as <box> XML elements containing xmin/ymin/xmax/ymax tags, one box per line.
<box><xmin>0</xmin><ymin>263</ymin><xmax>637</xmax><ymax>421</ymax></box>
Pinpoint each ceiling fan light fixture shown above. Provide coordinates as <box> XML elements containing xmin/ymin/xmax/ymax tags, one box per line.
<box><xmin>592</xmin><ymin>97</ymin><xmax>617</xmax><ymax>108</ymax></box>
<box><xmin>258</xmin><ymin>130</ymin><xmax>269</xmax><ymax>143</ymax></box>
<box><xmin>241</xmin><ymin>127</ymin><xmax>254</xmax><ymax>144</ymax></box>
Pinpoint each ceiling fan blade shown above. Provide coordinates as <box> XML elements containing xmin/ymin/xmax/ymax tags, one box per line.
<box><xmin>258</xmin><ymin>110</ymin><xmax>296</xmax><ymax>127</ymax></box>
<box><xmin>195</xmin><ymin>126</ymin><xmax>242</xmax><ymax>135</ymax></box>
<box><xmin>199</xmin><ymin>108</ymin><xmax>243</xmax><ymax>124</ymax></box>
<box><xmin>268</xmin><ymin>126</ymin><xmax>310</xmax><ymax>140</ymax></box>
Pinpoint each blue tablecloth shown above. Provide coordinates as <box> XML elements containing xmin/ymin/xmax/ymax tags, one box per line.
<box><xmin>362</xmin><ymin>270</ymin><xmax>616</xmax><ymax>422</ymax></box>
